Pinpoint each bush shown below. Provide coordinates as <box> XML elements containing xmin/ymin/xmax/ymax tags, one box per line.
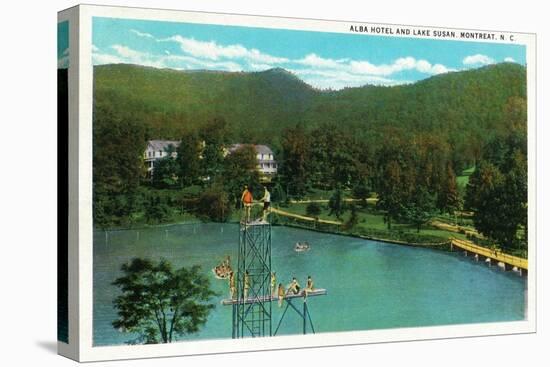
<box><xmin>196</xmin><ymin>185</ymin><xmax>232</xmax><ymax>222</ymax></box>
<box><xmin>144</xmin><ymin>195</ymin><xmax>172</xmax><ymax>224</ymax></box>
<box><xmin>306</xmin><ymin>202</ymin><xmax>322</xmax><ymax>217</ymax></box>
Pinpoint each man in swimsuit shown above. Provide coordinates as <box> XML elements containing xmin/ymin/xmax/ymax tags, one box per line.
<box><xmin>277</xmin><ymin>283</ymin><xmax>285</xmax><ymax>308</ymax></box>
<box><xmin>287</xmin><ymin>277</ymin><xmax>301</xmax><ymax>295</ymax></box>
<box><xmin>259</xmin><ymin>186</ymin><xmax>271</xmax><ymax>222</ymax></box>
<box><xmin>271</xmin><ymin>272</ymin><xmax>277</xmax><ymax>296</ymax></box>
<box><xmin>304</xmin><ymin>275</ymin><xmax>314</xmax><ymax>299</ymax></box>
<box><xmin>229</xmin><ymin>271</ymin><xmax>236</xmax><ymax>299</ymax></box>
<box><xmin>244</xmin><ymin>270</ymin><xmax>250</xmax><ymax>299</ymax></box>
<box><xmin>241</xmin><ymin>185</ymin><xmax>253</xmax><ymax>223</ymax></box>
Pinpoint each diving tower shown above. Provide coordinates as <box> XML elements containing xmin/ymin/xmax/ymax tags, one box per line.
<box><xmin>225</xmin><ymin>217</ymin><xmax>327</xmax><ymax>338</ymax></box>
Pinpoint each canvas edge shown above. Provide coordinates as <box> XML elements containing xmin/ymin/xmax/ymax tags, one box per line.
<box><xmin>65</xmin><ymin>4</ymin><xmax>537</xmax><ymax>362</ymax></box>
<box><xmin>57</xmin><ymin>5</ymin><xmax>80</xmax><ymax>362</ymax></box>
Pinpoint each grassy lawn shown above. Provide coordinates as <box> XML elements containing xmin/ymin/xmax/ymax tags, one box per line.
<box><xmin>279</xmin><ymin>201</ymin><xmax>466</xmax><ymax>243</ymax></box>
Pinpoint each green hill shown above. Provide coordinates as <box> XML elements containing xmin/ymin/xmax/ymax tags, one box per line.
<box><xmin>93</xmin><ymin>62</ymin><xmax>526</xmax><ymax>165</ymax></box>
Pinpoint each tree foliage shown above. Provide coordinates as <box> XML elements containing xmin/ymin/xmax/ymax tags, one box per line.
<box><xmin>221</xmin><ymin>144</ymin><xmax>261</xmax><ymax>204</ymax></box>
<box><xmin>465</xmin><ymin>97</ymin><xmax>527</xmax><ymax>251</ymax></box>
<box><xmin>112</xmin><ymin>258</ymin><xmax>216</xmax><ymax>344</ymax></box>
<box><xmin>176</xmin><ymin>130</ymin><xmax>202</xmax><ymax>186</ymax></box>
<box><xmin>279</xmin><ymin>124</ymin><xmax>311</xmax><ymax>198</ymax></box>
<box><xmin>196</xmin><ymin>184</ymin><xmax>232</xmax><ymax>222</ymax></box>
<box><xmin>402</xmin><ymin>187</ymin><xmax>437</xmax><ymax>232</ymax></box>
<box><xmin>328</xmin><ymin>187</ymin><xmax>345</xmax><ymax>220</ymax></box>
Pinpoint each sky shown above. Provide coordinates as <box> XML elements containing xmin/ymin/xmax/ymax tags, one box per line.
<box><xmin>57</xmin><ymin>21</ymin><xmax>69</xmax><ymax>69</ymax></box>
<box><xmin>89</xmin><ymin>17</ymin><xmax>526</xmax><ymax>90</ymax></box>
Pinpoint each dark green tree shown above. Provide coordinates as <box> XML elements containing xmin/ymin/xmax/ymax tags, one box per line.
<box><xmin>93</xmin><ymin>105</ymin><xmax>148</xmax><ymax>226</ymax></box>
<box><xmin>279</xmin><ymin>124</ymin><xmax>311</xmax><ymax>198</ymax></box>
<box><xmin>200</xmin><ymin>117</ymin><xmax>229</xmax><ymax>181</ymax></box>
<box><xmin>152</xmin><ymin>147</ymin><xmax>179</xmax><ymax>189</ymax></box>
<box><xmin>221</xmin><ymin>144</ymin><xmax>261</xmax><ymax>205</ymax></box>
<box><xmin>344</xmin><ymin>203</ymin><xmax>359</xmax><ymax>230</ymax></box>
<box><xmin>402</xmin><ymin>187</ymin><xmax>437</xmax><ymax>232</ymax></box>
<box><xmin>310</xmin><ymin>123</ymin><xmax>361</xmax><ymax>188</ymax></box>
<box><xmin>176</xmin><ymin>131</ymin><xmax>202</xmax><ymax>186</ymax></box>
<box><xmin>112</xmin><ymin>258</ymin><xmax>216</xmax><ymax>344</ymax></box>
<box><xmin>465</xmin><ymin>128</ymin><xmax>527</xmax><ymax>251</ymax></box>
<box><xmin>196</xmin><ymin>184</ymin><xmax>232</xmax><ymax>222</ymax></box>
<box><xmin>352</xmin><ymin>177</ymin><xmax>371</xmax><ymax>208</ymax></box>
<box><xmin>374</xmin><ymin>131</ymin><xmax>417</xmax><ymax>230</ymax></box>
<box><xmin>437</xmin><ymin>163</ymin><xmax>462</xmax><ymax>215</ymax></box>
<box><xmin>328</xmin><ymin>187</ymin><xmax>345</xmax><ymax>220</ymax></box>
<box><xmin>306</xmin><ymin>202</ymin><xmax>322</xmax><ymax>218</ymax></box>
<box><xmin>144</xmin><ymin>195</ymin><xmax>171</xmax><ymax>224</ymax></box>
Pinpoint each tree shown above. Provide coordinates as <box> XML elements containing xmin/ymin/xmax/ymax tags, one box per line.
<box><xmin>352</xmin><ymin>177</ymin><xmax>371</xmax><ymax>208</ymax></box>
<box><xmin>374</xmin><ymin>132</ymin><xmax>417</xmax><ymax>230</ymax></box>
<box><xmin>310</xmin><ymin>123</ymin><xmax>361</xmax><ymax>189</ymax></box>
<box><xmin>279</xmin><ymin>124</ymin><xmax>312</xmax><ymax>198</ymax></box>
<box><xmin>176</xmin><ymin>131</ymin><xmax>202</xmax><ymax>186</ymax></box>
<box><xmin>112</xmin><ymin>258</ymin><xmax>216</xmax><ymax>344</ymax></box>
<box><xmin>344</xmin><ymin>203</ymin><xmax>359</xmax><ymax>230</ymax></box>
<box><xmin>402</xmin><ymin>187</ymin><xmax>437</xmax><ymax>232</ymax></box>
<box><xmin>200</xmin><ymin>117</ymin><xmax>229</xmax><ymax>181</ymax></box>
<box><xmin>196</xmin><ymin>184</ymin><xmax>232</xmax><ymax>222</ymax></box>
<box><xmin>93</xmin><ymin>105</ymin><xmax>148</xmax><ymax>226</ymax></box>
<box><xmin>465</xmin><ymin>132</ymin><xmax>527</xmax><ymax>251</ymax></box>
<box><xmin>152</xmin><ymin>149</ymin><xmax>179</xmax><ymax>189</ymax></box>
<box><xmin>144</xmin><ymin>195</ymin><xmax>171</xmax><ymax>224</ymax></box>
<box><xmin>328</xmin><ymin>187</ymin><xmax>345</xmax><ymax>220</ymax></box>
<box><xmin>221</xmin><ymin>144</ymin><xmax>261</xmax><ymax>205</ymax></box>
<box><xmin>437</xmin><ymin>163</ymin><xmax>461</xmax><ymax>215</ymax></box>
<box><xmin>306</xmin><ymin>202</ymin><xmax>322</xmax><ymax>218</ymax></box>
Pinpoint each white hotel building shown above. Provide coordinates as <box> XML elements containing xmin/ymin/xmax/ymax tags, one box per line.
<box><xmin>144</xmin><ymin>140</ymin><xmax>277</xmax><ymax>177</ymax></box>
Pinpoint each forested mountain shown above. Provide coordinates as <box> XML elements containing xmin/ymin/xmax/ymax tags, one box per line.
<box><xmin>93</xmin><ymin>62</ymin><xmax>526</xmax><ymax>169</ymax></box>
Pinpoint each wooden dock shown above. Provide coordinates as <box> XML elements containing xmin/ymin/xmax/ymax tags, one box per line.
<box><xmin>221</xmin><ymin>288</ymin><xmax>327</xmax><ymax>306</ymax></box>
<box><xmin>450</xmin><ymin>238</ymin><xmax>528</xmax><ymax>271</ymax></box>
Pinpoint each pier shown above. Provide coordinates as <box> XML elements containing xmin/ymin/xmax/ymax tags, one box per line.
<box><xmin>450</xmin><ymin>238</ymin><xmax>528</xmax><ymax>275</ymax></box>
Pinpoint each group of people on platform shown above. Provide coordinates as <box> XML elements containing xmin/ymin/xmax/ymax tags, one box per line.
<box><xmin>241</xmin><ymin>185</ymin><xmax>271</xmax><ymax>223</ymax></box>
<box><xmin>272</xmin><ymin>273</ymin><xmax>315</xmax><ymax>307</ymax></box>
<box><xmin>227</xmin><ymin>271</ymin><xmax>315</xmax><ymax>307</ymax></box>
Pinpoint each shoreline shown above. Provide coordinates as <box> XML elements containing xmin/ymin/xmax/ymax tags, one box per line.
<box><xmin>94</xmin><ymin>218</ymin><xmax>451</xmax><ymax>251</ymax></box>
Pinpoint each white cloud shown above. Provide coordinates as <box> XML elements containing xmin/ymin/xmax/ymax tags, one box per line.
<box><xmin>130</xmin><ymin>29</ymin><xmax>155</xmax><ymax>39</ymax></box>
<box><xmin>164</xmin><ymin>35</ymin><xmax>288</xmax><ymax>64</ymax></box>
<box><xmin>504</xmin><ymin>57</ymin><xmax>516</xmax><ymax>63</ymax></box>
<box><xmin>295</xmin><ymin>53</ymin><xmax>346</xmax><ymax>69</ymax></box>
<box><xmin>289</xmin><ymin>68</ymin><xmax>404</xmax><ymax>90</ymax></box>
<box><xmin>350</xmin><ymin>57</ymin><xmax>451</xmax><ymax>76</ymax></box>
<box><xmin>92</xmin><ymin>44</ymin><xmax>243</xmax><ymax>72</ymax></box>
<box><xmin>92</xmin><ymin>32</ymin><xmax>457</xmax><ymax>89</ymax></box>
<box><xmin>92</xmin><ymin>52</ymin><xmax>125</xmax><ymax>65</ymax></box>
<box><xmin>463</xmin><ymin>54</ymin><xmax>495</xmax><ymax>65</ymax></box>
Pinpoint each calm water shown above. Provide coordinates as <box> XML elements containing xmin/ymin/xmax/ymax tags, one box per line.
<box><xmin>93</xmin><ymin>223</ymin><xmax>526</xmax><ymax>346</ymax></box>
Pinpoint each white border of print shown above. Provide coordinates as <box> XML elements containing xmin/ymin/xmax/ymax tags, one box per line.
<box><xmin>71</xmin><ymin>4</ymin><xmax>536</xmax><ymax>362</ymax></box>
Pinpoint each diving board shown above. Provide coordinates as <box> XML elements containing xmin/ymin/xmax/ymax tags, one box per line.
<box><xmin>222</xmin><ymin>288</ymin><xmax>327</xmax><ymax>306</ymax></box>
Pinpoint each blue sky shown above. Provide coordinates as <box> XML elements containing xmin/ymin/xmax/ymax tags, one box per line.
<box><xmin>58</xmin><ymin>21</ymin><xmax>69</xmax><ymax>69</ymax></box>
<box><xmin>90</xmin><ymin>17</ymin><xmax>525</xmax><ymax>90</ymax></box>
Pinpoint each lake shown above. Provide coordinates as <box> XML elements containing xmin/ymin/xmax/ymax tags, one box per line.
<box><xmin>93</xmin><ymin>223</ymin><xmax>526</xmax><ymax>346</ymax></box>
